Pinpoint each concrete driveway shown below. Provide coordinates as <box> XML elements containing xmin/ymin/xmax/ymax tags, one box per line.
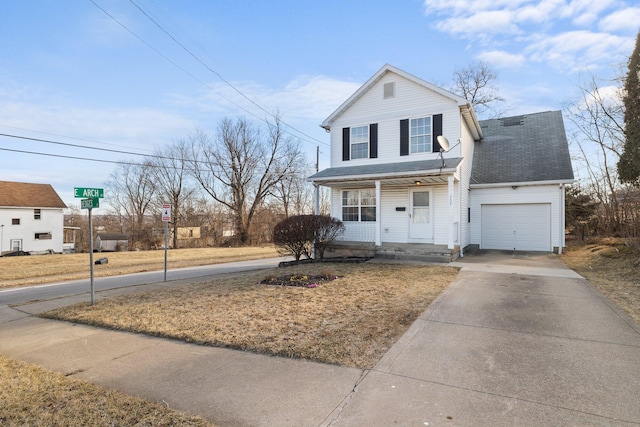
<box><xmin>326</xmin><ymin>251</ymin><xmax>640</xmax><ymax>426</ymax></box>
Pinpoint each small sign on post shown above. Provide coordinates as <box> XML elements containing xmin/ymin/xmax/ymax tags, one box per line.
<box><xmin>162</xmin><ymin>204</ymin><xmax>171</xmax><ymax>222</ymax></box>
<box><xmin>162</xmin><ymin>204</ymin><xmax>171</xmax><ymax>281</ymax></box>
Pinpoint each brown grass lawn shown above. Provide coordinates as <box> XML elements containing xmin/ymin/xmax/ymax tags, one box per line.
<box><xmin>562</xmin><ymin>238</ymin><xmax>640</xmax><ymax>324</ymax></box>
<box><xmin>0</xmin><ymin>354</ymin><xmax>214</xmax><ymax>426</ymax></box>
<box><xmin>0</xmin><ymin>246</ymin><xmax>279</xmax><ymax>288</ymax></box>
<box><xmin>43</xmin><ymin>262</ymin><xmax>459</xmax><ymax>369</ymax></box>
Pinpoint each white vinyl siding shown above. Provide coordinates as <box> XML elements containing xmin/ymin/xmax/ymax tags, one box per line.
<box><xmin>330</xmin><ymin>72</ymin><xmax>461</xmax><ymax>168</ymax></box>
<box><xmin>0</xmin><ymin>207</ymin><xmax>64</xmax><ymax>253</ymax></box>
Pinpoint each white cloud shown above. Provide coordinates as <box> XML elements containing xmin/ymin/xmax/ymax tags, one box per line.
<box><xmin>184</xmin><ymin>75</ymin><xmax>361</xmax><ymax>125</ymax></box>
<box><xmin>477</xmin><ymin>50</ymin><xmax>527</xmax><ymax>68</ymax></box>
<box><xmin>527</xmin><ymin>31</ymin><xmax>634</xmax><ymax>72</ymax></box>
<box><xmin>599</xmin><ymin>7</ymin><xmax>640</xmax><ymax>32</ymax></box>
<box><xmin>434</xmin><ymin>10</ymin><xmax>520</xmax><ymax>36</ymax></box>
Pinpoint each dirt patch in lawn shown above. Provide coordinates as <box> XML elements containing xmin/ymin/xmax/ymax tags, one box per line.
<box><xmin>562</xmin><ymin>238</ymin><xmax>640</xmax><ymax>324</ymax></box>
<box><xmin>42</xmin><ymin>262</ymin><xmax>459</xmax><ymax>369</ymax></box>
<box><xmin>0</xmin><ymin>246</ymin><xmax>279</xmax><ymax>288</ymax></box>
<box><xmin>0</xmin><ymin>354</ymin><xmax>213</xmax><ymax>426</ymax></box>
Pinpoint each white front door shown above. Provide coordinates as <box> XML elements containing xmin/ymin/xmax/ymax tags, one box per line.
<box><xmin>409</xmin><ymin>188</ymin><xmax>433</xmax><ymax>241</ymax></box>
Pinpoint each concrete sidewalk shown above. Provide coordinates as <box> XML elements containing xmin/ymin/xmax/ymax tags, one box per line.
<box><xmin>1</xmin><ymin>252</ymin><xmax>640</xmax><ymax>426</ymax></box>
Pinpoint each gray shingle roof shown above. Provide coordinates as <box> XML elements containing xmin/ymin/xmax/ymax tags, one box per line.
<box><xmin>471</xmin><ymin>111</ymin><xmax>574</xmax><ymax>185</ymax></box>
<box><xmin>308</xmin><ymin>158</ymin><xmax>463</xmax><ymax>183</ymax></box>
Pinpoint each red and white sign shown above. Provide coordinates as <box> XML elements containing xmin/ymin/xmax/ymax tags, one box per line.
<box><xmin>162</xmin><ymin>204</ymin><xmax>171</xmax><ymax>222</ymax></box>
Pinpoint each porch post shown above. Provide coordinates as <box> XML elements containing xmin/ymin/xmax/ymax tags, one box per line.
<box><xmin>375</xmin><ymin>180</ymin><xmax>381</xmax><ymax>246</ymax></box>
<box><xmin>448</xmin><ymin>176</ymin><xmax>454</xmax><ymax>250</ymax></box>
<box><xmin>313</xmin><ymin>184</ymin><xmax>320</xmax><ymax>215</ymax></box>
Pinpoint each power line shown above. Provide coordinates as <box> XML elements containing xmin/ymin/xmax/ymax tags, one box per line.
<box><xmin>0</xmin><ymin>133</ymin><xmax>167</xmax><ymax>159</ymax></box>
<box><xmin>127</xmin><ymin>0</ymin><xmax>329</xmax><ymax>147</ymax></box>
<box><xmin>88</xmin><ymin>0</ymin><xmax>329</xmax><ymax>148</ymax></box>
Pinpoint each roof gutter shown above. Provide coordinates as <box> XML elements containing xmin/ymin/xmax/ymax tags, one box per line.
<box><xmin>308</xmin><ymin>166</ymin><xmax>460</xmax><ymax>184</ymax></box>
<box><xmin>470</xmin><ymin>179</ymin><xmax>575</xmax><ymax>189</ymax></box>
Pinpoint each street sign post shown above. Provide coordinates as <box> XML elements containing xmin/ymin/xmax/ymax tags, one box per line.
<box><xmin>75</xmin><ymin>187</ymin><xmax>104</xmax><ymax>306</ymax></box>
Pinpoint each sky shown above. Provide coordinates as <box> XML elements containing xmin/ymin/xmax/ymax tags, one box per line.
<box><xmin>1</xmin><ymin>0</ymin><xmax>638</xmax><ymax>210</ymax></box>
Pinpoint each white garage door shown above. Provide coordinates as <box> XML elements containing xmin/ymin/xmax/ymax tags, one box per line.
<box><xmin>481</xmin><ymin>204</ymin><xmax>551</xmax><ymax>251</ymax></box>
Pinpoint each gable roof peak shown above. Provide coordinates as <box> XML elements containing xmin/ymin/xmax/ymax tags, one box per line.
<box><xmin>320</xmin><ymin>64</ymin><xmax>481</xmax><ymax>139</ymax></box>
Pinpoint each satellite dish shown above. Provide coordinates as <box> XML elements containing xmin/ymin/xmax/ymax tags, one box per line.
<box><xmin>437</xmin><ymin>135</ymin><xmax>450</xmax><ymax>152</ymax></box>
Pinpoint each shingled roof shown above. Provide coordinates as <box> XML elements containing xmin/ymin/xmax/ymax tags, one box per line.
<box><xmin>471</xmin><ymin>111</ymin><xmax>574</xmax><ymax>185</ymax></box>
<box><xmin>0</xmin><ymin>181</ymin><xmax>67</xmax><ymax>208</ymax></box>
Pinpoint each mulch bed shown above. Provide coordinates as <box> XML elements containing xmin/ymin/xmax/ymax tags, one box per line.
<box><xmin>259</xmin><ymin>273</ymin><xmax>339</xmax><ymax>288</ymax></box>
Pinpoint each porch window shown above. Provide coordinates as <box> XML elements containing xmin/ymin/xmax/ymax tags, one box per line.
<box><xmin>350</xmin><ymin>126</ymin><xmax>369</xmax><ymax>159</ymax></box>
<box><xmin>410</xmin><ymin>117</ymin><xmax>432</xmax><ymax>153</ymax></box>
<box><xmin>342</xmin><ymin>189</ymin><xmax>376</xmax><ymax>222</ymax></box>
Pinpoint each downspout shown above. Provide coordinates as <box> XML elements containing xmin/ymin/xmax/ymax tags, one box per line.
<box><xmin>459</xmin><ymin>176</ymin><xmax>464</xmax><ymax>257</ymax></box>
<box><xmin>559</xmin><ymin>183</ymin><xmax>565</xmax><ymax>255</ymax></box>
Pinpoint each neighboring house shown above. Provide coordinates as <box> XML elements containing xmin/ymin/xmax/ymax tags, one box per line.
<box><xmin>0</xmin><ymin>180</ymin><xmax>67</xmax><ymax>254</ymax></box>
<box><xmin>308</xmin><ymin>64</ymin><xmax>574</xmax><ymax>260</ymax></box>
<box><xmin>176</xmin><ymin>226</ymin><xmax>201</xmax><ymax>240</ymax></box>
<box><xmin>95</xmin><ymin>233</ymin><xmax>129</xmax><ymax>252</ymax></box>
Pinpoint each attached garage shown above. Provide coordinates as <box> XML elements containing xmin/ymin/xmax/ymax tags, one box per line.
<box><xmin>481</xmin><ymin>203</ymin><xmax>551</xmax><ymax>251</ymax></box>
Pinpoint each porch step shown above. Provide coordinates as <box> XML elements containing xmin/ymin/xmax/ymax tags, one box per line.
<box><xmin>325</xmin><ymin>241</ymin><xmax>459</xmax><ymax>263</ymax></box>
<box><xmin>375</xmin><ymin>244</ymin><xmax>459</xmax><ymax>263</ymax></box>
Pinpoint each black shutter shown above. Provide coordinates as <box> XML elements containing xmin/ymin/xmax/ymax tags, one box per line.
<box><xmin>400</xmin><ymin>119</ymin><xmax>409</xmax><ymax>156</ymax></box>
<box><xmin>369</xmin><ymin>123</ymin><xmax>378</xmax><ymax>158</ymax></box>
<box><xmin>432</xmin><ymin>114</ymin><xmax>443</xmax><ymax>152</ymax></box>
<box><xmin>342</xmin><ymin>127</ymin><xmax>350</xmax><ymax>161</ymax></box>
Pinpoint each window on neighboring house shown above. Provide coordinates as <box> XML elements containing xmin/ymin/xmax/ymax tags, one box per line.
<box><xmin>34</xmin><ymin>209</ymin><xmax>41</xmax><ymax>220</ymax></box>
<box><xmin>35</xmin><ymin>232</ymin><xmax>52</xmax><ymax>240</ymax></box>
<box><xmin>350</xmin><ymin>125</ymin><xmax>369</xmax><ymax>160</ymax></box>
<box><xmin>410</xmin><ymin>116</ymin><xmax>432</xmax><ymax>153</ymax></box>
<box><xmin>342</xmin><ymin>189</ymin><xmax>376</xmax><ymax>222</ymax></box>
<box><xmin>12</xmin><ymin>218</ymin><xmax>20</xmax><ymax>225</ymax></box>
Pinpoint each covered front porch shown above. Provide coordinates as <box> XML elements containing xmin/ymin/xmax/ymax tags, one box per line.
<box><xmin>309</xmin><ymin>158</ymin><xmax>464</xmax><ymax>262</ymax></box>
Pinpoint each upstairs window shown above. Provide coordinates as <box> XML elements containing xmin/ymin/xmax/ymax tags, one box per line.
<box><xmin>34</xmin><ymin>209</ymin><xmax>41</xmax><ymax>220</ymax></box>
<box><xmin>12</xmin><ymin>218</ymin><xmax>20</xmax><ymax>225</ymax></box>
<box><xmin>350</xmin><ymin>126</ymin><xmax>369</xmax><ymax>160</ymax></box>
<box><xmin>342</xmin><ymin>189</ymin><xmax>376</xmax><ymax>222</ymax></box>
<box><xmin>410</xmin><ymin>117</ymin><xmax>432</xmax><ymax>153</ymax></box>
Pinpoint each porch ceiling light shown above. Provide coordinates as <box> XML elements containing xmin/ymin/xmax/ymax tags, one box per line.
<box><xmin>415</xmin><ymin>180</ymin><xmax>421</xmax><ymax>185</ymax></box>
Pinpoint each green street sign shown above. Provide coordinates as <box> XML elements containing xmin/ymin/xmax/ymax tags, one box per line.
<box><xmin>81</xmin><ymin>197</ymin><xmax>99</xmax><ymax>209</ymax></box>
<box><xmin>74</xmin><ymin>187</ymin><xmax>104</xmax><ymax>198</ymax></box>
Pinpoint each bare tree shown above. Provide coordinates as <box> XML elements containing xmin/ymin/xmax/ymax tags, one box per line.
<box><xmin>269</xmin><ymin>161</ymin><xmax>314</xmax><ymax>218</ymax></box>
<box><xmin>105</xmin><ymin>161</ymin><xmax>157</xmax><ymax>248</ymax></box>
<box><xmin>450</xmin><ymin>61</ymin><xmax>507</xmax><ymax>118</ymax></box>
<box><xmin>149</xmin><ymin>140</ymin><xmax>198</xmax><ymax>249</ymax></box>
<box><xmin>564</xmin><ymin>74</ymin><xmax>628</xmax><ymax>235</ymax></box>
<box><xmin>190</xmin><ymin>117</ymin><xmax>303</xmax><ymax>245</ymax></box>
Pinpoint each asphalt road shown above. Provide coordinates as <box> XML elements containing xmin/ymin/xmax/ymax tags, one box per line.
<box><xmin>0</xmin><ymin>256</ymin><xmax>290</xmax><ymax>306</ymax></box>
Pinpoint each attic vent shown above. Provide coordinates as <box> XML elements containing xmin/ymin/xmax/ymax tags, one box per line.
<box><xmin>383</xmin><ymin>82</ymin><xmax>395</xmax><ymax>99</ymax></box>
<box><xmin>500</xmin><ymin>116</ymin><xmax>525</xmax><ymax>127</ymax></box>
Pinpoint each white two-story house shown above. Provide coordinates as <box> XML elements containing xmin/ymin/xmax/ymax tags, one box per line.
<box><xmin>0</xmin><ymin>180</ymin><xmax>67</xmax><ymax>255</ymax></box>
<box><xmin>308</xmin><ymin>64</ymin><xmax>574</xmax><ymax>260</ymax></box>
